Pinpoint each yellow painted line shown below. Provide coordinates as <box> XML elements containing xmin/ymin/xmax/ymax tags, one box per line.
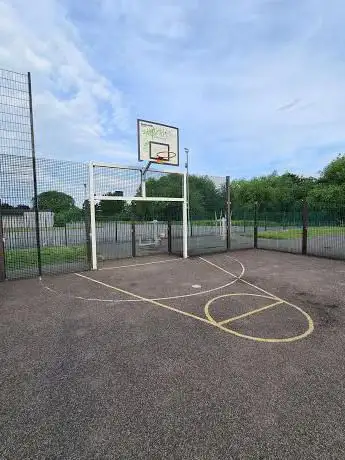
<box><xmin>75</xmin><ymin>272</ymin><xmax>211</xmax><ymax>325</ymax></box>
<box><xmin>153</xmin><ymin>257</ymin><xmax>245</xmax><ymax>301</ymax></box>
<box><xmin>212</xmin><ymin>319</ymin><xmax>314</xmax><ymax>343</ymax></box>
<box><xmin>98</xmin><ymin>258</ymin><xmax>181</xmax><ymax>271</ymax></box>
<box><xmin>204</xmin><ymin>293</ymin><xmax>276</xmax><ymax>323</ymax></box>
<box><xmin>71</xmin><ymin>256</ymin><xmax>246</xmax><ymax>303</ymax></box>
<box><xmin>201</xmin><ymin>256</ymin><xmax>281</xmax><ymax>300</ymax></box>
<box><xmin>219</xmin><ymin>300</ymin><xmax>284</xmax><ymax>325</ymax></box>
<box><xmin>201</xmin><ymin>257</ymin><xmax>314</xmax><ymax>342</ymax></box>
<box><xmin>41</xmin><ymin>257</ymin><xmax>244</xmax><ymax>304</ymax></box>
<box><xmin>75</xmin><ymin>271</ymin><xmax>314</xmax><ymax>343</ymax></box>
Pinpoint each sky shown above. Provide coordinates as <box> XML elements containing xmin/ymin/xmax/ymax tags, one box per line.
<box><xmin>1</xmin><ymin>0</ymin><xmax>345</xmax><ymax>179</ymax></box>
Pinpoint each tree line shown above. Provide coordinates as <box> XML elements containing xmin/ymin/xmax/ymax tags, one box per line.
<box><xmin>1</xmin><ymin>154</ymin><xmax>345</xmax><ymax>225</ymax></box>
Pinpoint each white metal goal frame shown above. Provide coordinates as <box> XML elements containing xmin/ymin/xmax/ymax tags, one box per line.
<box><xmin>89</xmin><ymin>161</ymin><xmax>188</xmax><ymax>270</ymax></box>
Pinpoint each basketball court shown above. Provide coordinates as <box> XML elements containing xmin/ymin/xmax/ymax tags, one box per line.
<box><xmin>43</xmin><ymin>252</ymin><xmax>314</xmax><ymax>344</ymax></box>
<box><xmin>2</xmin><ymin>249</ymin><xmax>345</xmax><ymax>458</ymax></box>
<box><xmin>2</xmin><ymin>116</ymin><xmax>345</xmax><ymax>457</ymax></box>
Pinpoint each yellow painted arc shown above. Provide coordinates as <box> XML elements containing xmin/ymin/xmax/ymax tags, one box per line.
<box><xmin>201</xmin><ymin>258</ymin><xmax>314</xmax><ymax>342</ymax></box>
<box><xmin>75</xmin><ymin>272</ymin><xmax>314</xmax><ymax>344</ymax></box>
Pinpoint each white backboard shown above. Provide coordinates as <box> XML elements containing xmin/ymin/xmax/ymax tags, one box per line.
<box><xmin>137</xmin><ymin>119</ymin><xmax>179</xmax><ymax>166</ymax></box>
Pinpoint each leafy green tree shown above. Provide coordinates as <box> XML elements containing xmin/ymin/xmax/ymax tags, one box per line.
<box><xmin>189</xmin><ymin>175</ymin><xmax>223</xmax><ymax>219</ymax></box>
<box><xmin>132</xmin><ymin>174</ymin><xmax>223</xmax><ymax>221</ymax></box>
<box><xmin>54</xmin><ymin>208</ymin><xmax>83</xmax><ymax>227</ymax></box>
<box><xmin>320</xmin><ymin>154</ymin><xmax>345</xmax><ymax>185</ymax></box>
<box><xmin>37</xmin><ymin>191</ymin><xmax>75</xmax><ymax>214</ymax></box>
<box><xmin>98</xmin><ymin>191</ymin><xmax>125</xmax><ymax>218</ymax></box>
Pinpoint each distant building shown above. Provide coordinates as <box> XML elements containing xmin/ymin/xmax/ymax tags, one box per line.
<box><xmin>1</xmin><ymin>209</ymin><xmax>54</xmax><ymax>229</ymax></box>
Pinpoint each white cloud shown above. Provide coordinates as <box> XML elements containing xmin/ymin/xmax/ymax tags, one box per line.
<box><xmin>0</xmin><ymin>0</ymin><xmax>134</xmax><ymax>163</ymax></box>
<box><xmin>1</xmin><ymin>0</ymin><xmax>345</xmax><ymax>178</ymax></box>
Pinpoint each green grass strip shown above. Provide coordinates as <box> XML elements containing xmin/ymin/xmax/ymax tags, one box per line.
<box><xmin>258</xmin><ymin>226</ymin><xmax>345</xmax><ymax>240</ymax></box>
<box><xmin>5</xmin><ymin>245</ymin><xmax>87</xmax><ymax>270</ymax></box>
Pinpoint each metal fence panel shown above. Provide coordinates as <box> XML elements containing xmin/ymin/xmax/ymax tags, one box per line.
<box><xmin>0</xmin><ymin>154</ymin><xmax>90</xmax><ymax>279</ymax></box>
<box><xmin>0</xmin><ymin>68</ymin><xmax>40</xmax><ymax>279</ymax></box>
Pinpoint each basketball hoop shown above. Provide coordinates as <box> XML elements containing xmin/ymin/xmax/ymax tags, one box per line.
<box><xmin>155</xmin><ymin>151</ymin><xmax>177</xmax><ymax>163</ymax></box>
<box><xmin>137</xmin><ymin>119</ymin><xmax>179</xmax><ymax>166</ymax></box>
<box><xmin>156</xmin><ymin>155</ymin><xmax>166</xmax><ymax>163</ymax></box>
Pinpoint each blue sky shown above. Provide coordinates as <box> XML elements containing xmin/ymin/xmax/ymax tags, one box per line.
<box><xmin>1</xmin><ymin>0</ymin><xmax>345</xmax><ymax>179</ymax></box>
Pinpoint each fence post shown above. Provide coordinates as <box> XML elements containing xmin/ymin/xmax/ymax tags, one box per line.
<box><xmin>254</xmin><ymin>202</ymin><xmax>258</xmax><ymax>249</ymax></box>
<box><xmin>0</xmin><ymin>202</ymin><xmax>5</xmax><ymax>281</ymax></box>
<box><xmin>132</xmin><ymin>222</ymin><xmax>136</xmax><ymax>257</ymax></box>
<box><xmin>168</xmin><ymin>221</ymin><xmax>172</xmax><ymax>254</ymax></box>
<box><xmin>302</xmin><ymin>200</ymin><xmax>308</xmax><ymax>255</ymax></box>
<box><xmin>226</xmin><ymin>176</ymin><xmax>231</xmax><ymax>250</ymax></box>
<box><xmin>28</xmin><ymin>72</ymin><xmax>42</xmax><ymax>277</ymax></box>
<box><xmin>182</xmin><ymin>172</ymin><xmax>188</xmax><ymax>259</ymax></box>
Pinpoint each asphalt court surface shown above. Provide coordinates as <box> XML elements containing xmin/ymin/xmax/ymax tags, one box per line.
<box><xmin>2</xmin><ymin>250</ymin><xmax>345</xmax><ymax>459</ymax></box>
<box><xmin>44</xmin><ymin>254</ymin><xmax>314</xmax><ymax>343</ymax></box>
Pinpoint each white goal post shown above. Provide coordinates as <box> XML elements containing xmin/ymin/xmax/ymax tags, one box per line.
<box><xmin>89</xmin><ymin>161</ymin><xmax>188</xmax><ymax>269</ymax></box>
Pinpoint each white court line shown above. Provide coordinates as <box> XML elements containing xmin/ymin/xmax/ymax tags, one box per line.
<box><xmin>201</xmin><ymin>256</ymin><xmax>314</xmax><ymax>342</ymax></box>
<box><xmin>200</xmin><ymin>256</ymin><xmax>281</xmax><ymax>300</ymax></box>
<box><xmin>75</xmin><ymin>272</ymin><xmax>211</xmax><ymax>325</ymax></box>
<box><xmin>98</xmin><ymin>258</ymin><xmax>181</xmax><ymax>271</ymax></box>
<box><xmin>75</xmin><ymin>260</ymin><xmax>314</xmax><ymax>343</ymax></box>
<box><xmin>42</xmin><ymin>256</ymin><xmax>246</xmax><ymax>304</ymax></box>
<box><xmin>151</xmin><ymin>257</ymin><xmax>245</xmax><ymax>301</ymax></box>
<box><xmin>201</xmin><ymin>255</ymin><xmax>314</xmax><ymax>318</ymax></box>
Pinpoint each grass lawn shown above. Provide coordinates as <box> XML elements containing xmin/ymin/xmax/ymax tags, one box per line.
<box><xmin>5</xmin><ymin>245</ymin><xmax>87</xmax><ymax>271</ymax></box>
<box><xmin>258</xmin><ymin>226</ymin><xmax>345</xmax><ymax>239</ymax></box>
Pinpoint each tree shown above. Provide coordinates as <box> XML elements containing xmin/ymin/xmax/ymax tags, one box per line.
<box><xmin>0</xmin><ymin>202</ymin><xmax>13</xmax><ymax>209</ymax></box>
<box><xmin>131</xmin><ymin>174</ymin><xmax>224</xmax><ymax>221</ymax></box>
<box><xmin>188</xmin><ymin>175</ymin><xmax>223</xmax><ymax>219</ymax></box>
<box><xmin>320</xmin><ymin>154</ymin><xmax>345</xmax><ymax>185</ymax></box>
<box><xmin>37</xmin><ymin>191</ymin><xmax>75</xmax><ymax>214</ymax></box>
<box><xmin>98</xmin><ymin>191</ymin><xmax>125</xmax><ymax>218</ymax></box>
<box><xmin>54</xmin><ymin>207</ymin><xmax>83</xmax><ymax>226</ymax></box>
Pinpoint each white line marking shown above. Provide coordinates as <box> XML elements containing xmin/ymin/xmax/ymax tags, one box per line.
<box><xmin>201</xmin><ymin>255</ymin><xmax>314</xmax><ymax>320</ymax></box>
<box><xmin>42</xmin><ymin>256</ymin><xmax>246</xmax><ymax>303</ymax></box>
<box><xmin>75</xmin><ymin>272</ymin><xmax>211</xmax><ymax>325</ymax></box>
<box><xmin>98</xmin><ymin>258</ymin><xmax>181</xmax><ymax>271</ymax></box>
<box><xmin>74</xmin><ymin>264</ymin><xmax>314</xmax><ymax>343</ymax></box>
<box><xmin>201</xmin><ymin>256</ymin><xmax>281</xmax><ymax>300</ymax></box>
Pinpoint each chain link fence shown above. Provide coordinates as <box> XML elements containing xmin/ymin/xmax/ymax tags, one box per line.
<box><xmin>0</xmin><ymin>154</ymin><xmax>90</xmax><ymax>279</ymax></box>
<box><xmin>0</xmin><ymin>150</ymin><xmax>233</xmax><ymax>279</ymax></box>
<box><xmin>256</xmin><ymin>202</ymin><xmax>345</xmax><ymax>259</ymax></box>
<box><xmin>0</xmin><ymin>69</ymin><xmax>41</xmax><ymax>279</ymax></box>
<box><xmin>2</xmin><ymin>68</ymin><xmax>344</xmax><ymax>280</ymax></box>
